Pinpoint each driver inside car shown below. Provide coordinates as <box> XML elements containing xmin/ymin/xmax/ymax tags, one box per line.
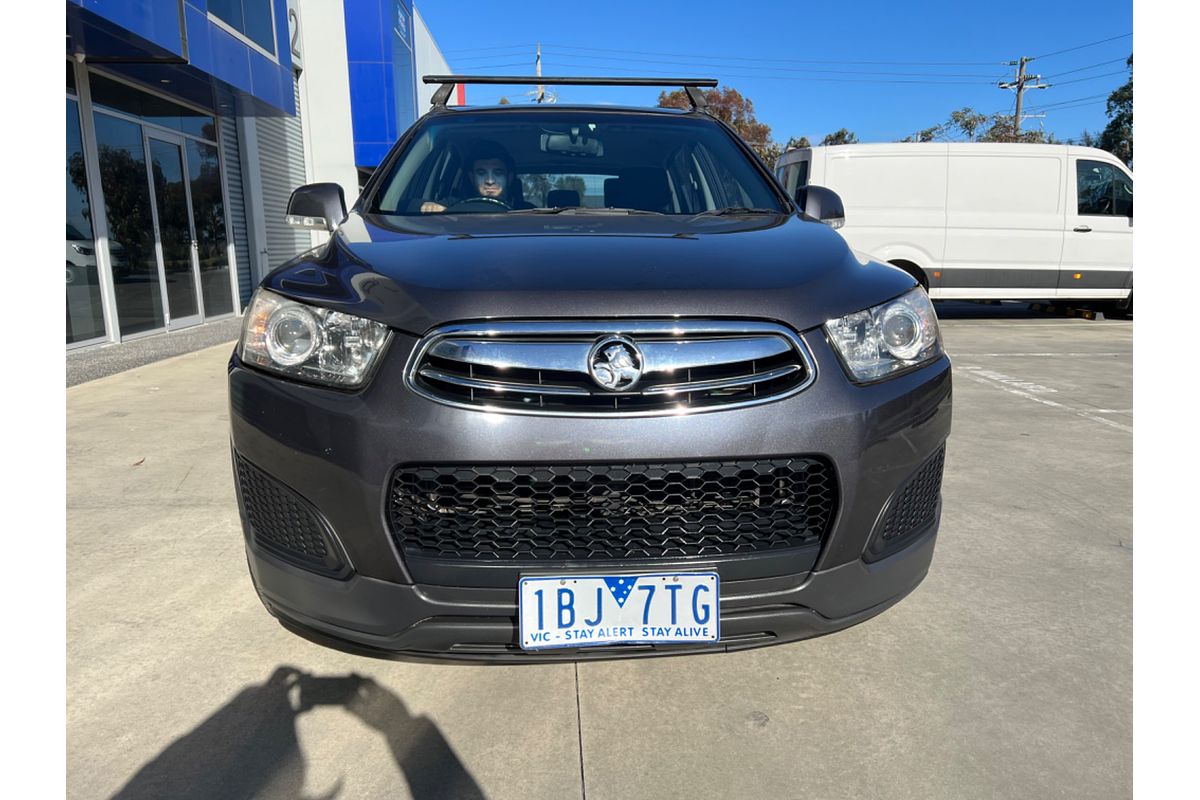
<box><xmin>421</xmin><ymin>141</ymin><xmax>529</xmax><ymax>212</ymax></box>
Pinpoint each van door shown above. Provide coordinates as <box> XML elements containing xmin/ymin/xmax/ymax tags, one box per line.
<box><xmin>943</xmin><ymin>150</ymin><xmax>1065</xmax><ymax>299</ymax></box>
<box><xmin>823</xmin><ymin>149</ymin><xmax>947</xmax><ymax>290</ymax></box>
<box><xmin>1059</xmin><ymin>157</ymin><xmax>1133</xmax><ymax>299</ymax></box>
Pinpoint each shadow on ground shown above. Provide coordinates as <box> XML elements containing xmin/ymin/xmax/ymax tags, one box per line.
<box><xmin>109</xmin><ymin>666</ymin><xmax>485</xmax><ymax>800</ymax></box>
<box><xmin>932</xmin><ymin>299</ymin><xmax>1131</xmax><ymax>321</ymax></box>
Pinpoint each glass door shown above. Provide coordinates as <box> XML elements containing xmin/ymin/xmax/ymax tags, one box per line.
<box><xmin>93</xmin><ymin>113</ymin><xmax>165</xmax><ymax>337</ymax></box>
<box><xmin>145</xmin><ymin>132</ymin><xmax>203</xmax><ymax>329</ymax></box>
<box><xmin>185</xmin><ymin>139</ymin><xmax>234</xmax><ymax>317</ymax></box>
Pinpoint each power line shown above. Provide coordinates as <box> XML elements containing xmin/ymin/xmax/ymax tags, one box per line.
<box><xmin>1024</xmin><ymin>93</ymin><xmax>1109</xmax><ymax>111</ymax></box>
<box><xmin>1049</xmin><ymin>70</ymin><xmax>1128</xmax><ymax>87</ymax></box>
<box><xmin>443</xmin><ymin>43</ymin><xmax>538</xmax><ymax>55</ymax></box>
<box><xmin>443</xmin><ymin>34</ymin><xmax>1130</xmax><ymax>68</ymax></box>
<box><xmin>1027</xmin><ymin>99</ymin><xmax>1108</xmax><ymax>113</ymax></box>
<box><xmin>494</xmin><ymin>60</ymin><xmax>988</xmax><ymax>84</ymax></box>
<box><xmin>1032</xmin><ymin>32</ymin><xmax>1131</xmax><ymax>60</ymax></box>
<box><xmin>458</xmin><ymin>61</ymin><xmax>537</xmax><ymax>70</ymax></box>
<box><xmin>535</xmin><ymin>41</ymin><xmax>1005</xmax><ymax>67</ymax></box>
<box><xmin>1043</xmin><ymin>57</ymin><xmax>1128</xmax><ymax>79</ymax></box>
<box><xmin>535</xmin><ymin>49</ymin><xmax>1003</xmax><ymax>79</ymax></box>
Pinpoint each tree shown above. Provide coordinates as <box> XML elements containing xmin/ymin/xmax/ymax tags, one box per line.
<box><xmin>821</xmin><ymin>128</ymin><xmax>858</xmax><ymax>146</ymax></box>
<box><xmin>521</xmin><ymin>173</ymin><xmax>551</xmax><ymax>205</ymax></box>
<box><xmin>1100</xmin><ymin>56</ymin><xmax>1132</xmax><ymax>165</ymax></box>
<box><xmin>497</xmin><ymin>97</ymin><xmax>511</xmax><ymax>105</ymax></box>
<box><xmin>552</xmin><ymin>174</ymin><xmax>587</xmax><ymax>198</ymax></box>
<box><xmin>785</xmin><ymin>136</ymin><xmax>811</xmax><ymax>151</ymax></box>
<box><xmin>657</xmin><ymin>86</ymin><xmax>776</xmax><ymax>163</ymax></box>
<box><xmin>757</xmin><ymin>141</ymin><xmax>784</xmax><ymax>167</ymax></box>
<box><xmin>978</xmin><ymin>114</ymin><xmax>1048</xmax><ymax>143</ymax></box>
<box><xmin>947</xmin><ymin>108</ymin><xmax>988</xmax><ymax>141</ymax></box>
<box><xmin>901</xmin><ymin>126</ymin><xmax>941</xmax><ymax>143</ymax></box>
<box><xmin>69</xmin><ymin>145</ymin><xmax>155</xmax><ymax>272</ymax></box>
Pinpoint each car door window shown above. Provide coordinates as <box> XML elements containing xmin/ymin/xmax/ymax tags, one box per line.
<box><xmin>1113</xmin><ymin>170</ymin><xmax>1132</xmax><ymax>217</ymax></box>
<box><xmin>1077</xmin><ymin>160</ymin><xmax>1132</xmax><ymax>217</ymax></box>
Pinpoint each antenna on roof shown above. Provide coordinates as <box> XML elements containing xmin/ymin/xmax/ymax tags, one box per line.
<box><xmin>423</xmin><ymin>76</ymin><xmax>718</xmax><ymax>111</ymax></box>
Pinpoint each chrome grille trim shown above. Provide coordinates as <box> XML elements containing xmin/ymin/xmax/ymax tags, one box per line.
<box><xmin>641</xmin><ymin>364</ymin><xmax>801</xmax><ymax>395</ymax></box>
<box><xmin>404</xmin><ymin>320</ymin><xmax>818</xmax><ymax>417</ymax></box>
<box><xmin>416</xmin><ymin>367</ymin><xmax>592</xmax><ymax>396</ymax></box>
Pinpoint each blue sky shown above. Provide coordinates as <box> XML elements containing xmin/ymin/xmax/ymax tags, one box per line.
<box><xmin>417</xmin><ymin>0</ymin><xmax>1132</xmax><ymax>144</ymax></box>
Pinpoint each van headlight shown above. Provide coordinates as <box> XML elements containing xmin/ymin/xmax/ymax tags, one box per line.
<box><xmin>825</xmin><ymin>288</ymin><xmax>943</xmax><ymax>383</ymax></box>
<box><xmin>239</xmin><ymin>289</ymin><xmax>391</xmax><ymax>388</ymax></box>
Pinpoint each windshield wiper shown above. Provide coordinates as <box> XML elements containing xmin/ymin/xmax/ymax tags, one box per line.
<box><xmin>508</xmin><ymin>206</ymin><xmax>665</xmax><ymax>216</ymax></box>
<box><xmin>691</xmin><ymin>207</ymin><xmax>782</xmax><ymax>217</ymax></box>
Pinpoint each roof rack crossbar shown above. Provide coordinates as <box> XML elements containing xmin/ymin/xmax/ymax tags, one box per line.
<box><xmin>423</xmin><ymin>75</ymin><xmax>717</xmax><ymax>111</ymax></box>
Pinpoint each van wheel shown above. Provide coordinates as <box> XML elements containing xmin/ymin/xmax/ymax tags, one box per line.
<box><xmin>888</xmin><ymin>260</ymin><xmax>929</xmax><ymax>290</ymax></box>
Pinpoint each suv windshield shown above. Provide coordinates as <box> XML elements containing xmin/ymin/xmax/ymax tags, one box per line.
<box><xmin>368</xmin><ymin>110</ymin><xmax>787</xmax><ymax>216</ymax></box>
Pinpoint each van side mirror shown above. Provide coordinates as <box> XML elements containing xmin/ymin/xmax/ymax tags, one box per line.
<box><xmin>796</xmin><ymin>185</ymin><xmax>845</xmax><ymax>229</ymax></box>
<box><xmin>286</xmin><ymin>183</ymin><xmax>347</xmax><ymax>233</ymax></box>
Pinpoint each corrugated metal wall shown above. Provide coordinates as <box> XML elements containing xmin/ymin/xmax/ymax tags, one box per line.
<box><xmin>219</xmin><ymin>109</ymin><xmax>253</xmax><ymax>307</ymax></box>
<box><xmin>256</xmin><ymin>76</ymin><xmax>310</xmax><ymax>273</ymax></box>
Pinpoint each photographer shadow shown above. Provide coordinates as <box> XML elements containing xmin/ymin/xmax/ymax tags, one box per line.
<box><xmin>110</xmin><ymin>666</ymin><xmax>485</xmax><ymax>800</ymax></box>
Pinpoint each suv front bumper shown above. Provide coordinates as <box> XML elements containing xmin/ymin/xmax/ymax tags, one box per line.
<box><xmin>229</xmin><ymin>330</ymin><xmax>952</xmax><ymax>660</ymax></box>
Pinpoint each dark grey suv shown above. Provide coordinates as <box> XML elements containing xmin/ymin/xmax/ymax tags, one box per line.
<box><xmin>229</xmin><ymin>76</ymin><xmax>952</xmax><ymax>661</ymax></box>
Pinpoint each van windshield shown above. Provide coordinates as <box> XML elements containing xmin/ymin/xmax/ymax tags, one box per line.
<box><xmin>367</xmin><ymin>111</ymin><xmax>786</xmax><ymax>216</ymax></box>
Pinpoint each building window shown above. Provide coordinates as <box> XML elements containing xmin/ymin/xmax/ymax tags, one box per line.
<box><xmin>209</xmin><ymin>0</ymin><xmax>276</xmax><ymax>56</ymax></box>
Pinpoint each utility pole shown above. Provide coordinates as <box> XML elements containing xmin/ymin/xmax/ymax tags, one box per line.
<box><xmin>998</xmin><ymin>56</ymin><xmax>1048</xmax><ymax>135</ymax></box>
<box><xmin>536</xmin><ymin>43</ymin><xmax>543</xmax><ymax>104</ymax></box>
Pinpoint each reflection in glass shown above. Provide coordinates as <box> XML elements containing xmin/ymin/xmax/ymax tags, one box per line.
<box><xmin>187</xmin><ymin>139</ymin><xmax>234</xmax><ymax>316</ymax></box>
<box><xmin>93</xmin><ymin>113</ymin><xmax>164</xmax><ymax>336</ymax></box>
<box><xmin>67</xmin><ymin>99</ymin><xmax>106</xmax><ymax>344</ymax></box>
<box><xmin>209</xmin><ymin>0</ymin><xmax>276</xmax><ymax>54</ymax></box>
<box><xmin>149</xmin><ymin>139</ymin><xmax>199</xmax><ymax>321</ymax></box>
<box><xmin>88</xmin><ymin>73</ymin><xmax>217</xmax><ymax>141</ymax></box>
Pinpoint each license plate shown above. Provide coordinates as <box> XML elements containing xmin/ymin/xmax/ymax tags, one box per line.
<box><xmin>518</xmin><ymin>572</ymin><xmax>720</xmax><ymax>651</ymax></box>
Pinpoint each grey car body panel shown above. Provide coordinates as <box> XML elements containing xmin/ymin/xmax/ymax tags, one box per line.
<box><xmin>263</xmin><ymin>212</ymin><xmax>916</xmax><ymax>338</ymax></box>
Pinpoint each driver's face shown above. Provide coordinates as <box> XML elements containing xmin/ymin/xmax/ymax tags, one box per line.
<box><xmin>472</xmin><ymin>159</ymin><xmax>508</xmax><ymax>198</ymax></box>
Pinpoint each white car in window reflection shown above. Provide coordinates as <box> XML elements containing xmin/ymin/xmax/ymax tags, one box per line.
<box><xmin>66</xmin><ymin>224</ymin><xmax>125</xmax><ymax>285</ymax></box>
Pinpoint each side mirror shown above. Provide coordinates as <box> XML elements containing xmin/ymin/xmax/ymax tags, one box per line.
<box><xmin>796</xmin><ymin>185</ymin><xmax>845</xmax><ymax>229</ymax></box>
<box><xmin>286</xmin><ymin>183</ymin><xmax>347</xmax><ymax>233</ymax></box>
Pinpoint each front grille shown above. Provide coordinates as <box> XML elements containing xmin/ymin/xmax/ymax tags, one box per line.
<box><xmin>387</xmin><ymin>457</ymin><xmax>837</xmax><ymax>562</ymax></box>
<box><xmin>868</xmin><ymin>446</ymin><xmax>945</xmax><ymax>559</ymax></box>
<box><xmin>407</xmin><ymin>321</ymin><xmax>814</xmax><ymax>416</ymax></box>
<box><xmin>235</xmin><ymin>454</ymin><xmax>348</xmax><ymax>577</ymax></box>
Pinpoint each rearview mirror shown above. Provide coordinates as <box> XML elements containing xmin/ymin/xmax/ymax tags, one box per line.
<box><xmin>286</xmin><ymin>183</ymin><xmax>347</xmax><ymax>232</ymax></box>
<box><xmin>540</xmin><ymin>128</ymin><xmax>604</xmax><ymax>157</ymax></box>
<box><xmin>796</xmin><ymin>185</ymin><xmax>845</xmax><ymax>229</ymax></box>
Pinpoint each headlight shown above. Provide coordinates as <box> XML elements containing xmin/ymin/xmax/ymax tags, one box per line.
<box><xmin>239</xmin><ymin>289</ymin><xmax>391</xmax><ymax>388</ymax></box>
<box><xmin>825</xmin><ymin>287</ymin><xmax>943</xmax><ymax>382</ymax></box>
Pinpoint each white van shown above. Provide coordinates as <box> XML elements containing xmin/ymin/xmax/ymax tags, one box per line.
<box><xmin>774</xmin><ymin>143</ymin><xmax>1133</xmax><ymax>312</ymax></box>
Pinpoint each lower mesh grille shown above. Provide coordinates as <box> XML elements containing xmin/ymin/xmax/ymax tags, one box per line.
<box><xmin>387</xmin><ymin>458</ymin><xmax>837</xmax><ymax>562</ymax></box>
<box><xmin>872</xmin><ymin>446</ymin><xmax>945</xmax><ymax>555</ymax></box>
<box><xmin>235</xmin><ymin>453</ymin><xmax>347</xmax><ymax>577</ymax></box>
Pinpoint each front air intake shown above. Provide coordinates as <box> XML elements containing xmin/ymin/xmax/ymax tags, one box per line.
<box><xmin>234</xmin><ymin>453</ymin><xmax>350</xmax><ymax>578</ymax></box>
<box><xmin>387</xmin><ymin>456</ymin><xmax>837</xmax><ymax>562</ymax></box>
<box><xmin>866</xmin><ymin>446</ymin><xmax>946</xmax><ymax>561</ymax></box>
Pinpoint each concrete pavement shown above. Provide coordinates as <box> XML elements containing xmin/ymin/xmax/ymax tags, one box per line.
<box><xmin>66</xmin><ymin>309</ymin><xmax>1132</xmax><ymax>799</ymax></box>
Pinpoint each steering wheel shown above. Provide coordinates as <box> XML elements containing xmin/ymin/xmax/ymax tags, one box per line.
<box><xmin>445</xmin><ymin>196</ymin><xmax>511</xmax><ymax>213</ymax></box>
